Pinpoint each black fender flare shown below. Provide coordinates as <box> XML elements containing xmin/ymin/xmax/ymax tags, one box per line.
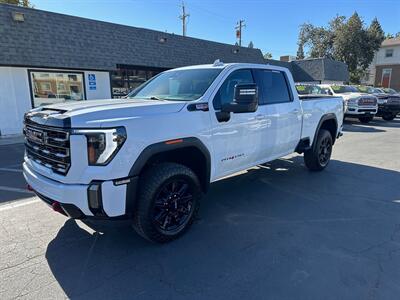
<box><xmin>312</xmin><ymin>113</ymin><xmax>338</xmax><ymax>147</ymax></box>
<box><xmin>128</xmin><ymin>137</ymin><xmax>211</xmax><ymax>190</ymax></box>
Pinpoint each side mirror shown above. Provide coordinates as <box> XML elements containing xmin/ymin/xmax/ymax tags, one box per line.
<box><xmin>221</xmin><ymin>83</ymin><xmax>259</xmax><ymax>113</ymax></box>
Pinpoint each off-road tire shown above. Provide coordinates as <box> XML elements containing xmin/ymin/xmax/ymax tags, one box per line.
<box><xmin>304</xmin><ymin>129</ymin><xmax>333</xmax><ymax>171</ymax></box>
<box><xmin>382</xmin><ymin>113</ymin><xmax>396</xmax><ymax>121</ymax></box>
<box><xmin>133</xmin><ymin>162</ymin><xmax>202</xmax><ymax>243</ymax></box>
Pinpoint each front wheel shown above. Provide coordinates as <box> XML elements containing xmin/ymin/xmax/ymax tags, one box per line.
<box><xmin>358</xmin><ymin>115</ymin><xmax>374</xmax><ymax>123</ymax></box>
<box><xmin>304</xmin><ymin>129</ymin><xmax>333</xmax><ymax>171</ymax></box>
<box><xmin>133</xmin><ymin>162</ymin><xmax>202</xmax><ymax>243</ymax></box>
<box><xmin>382</xmin><ymin>113</ymin><xmax>396</xmax><ymax>121</ymax></box>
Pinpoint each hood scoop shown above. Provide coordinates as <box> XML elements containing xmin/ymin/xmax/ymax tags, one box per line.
<box><xmin>24</xmin><ymin>108</ymin><xmax>71</xmax><ymax>128</ymax></box>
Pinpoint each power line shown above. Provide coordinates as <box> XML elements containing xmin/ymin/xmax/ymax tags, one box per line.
<box><xmin>179</xmin><ymin>1</ymin><xmax>190</xmax><ymax>36</ymax></box>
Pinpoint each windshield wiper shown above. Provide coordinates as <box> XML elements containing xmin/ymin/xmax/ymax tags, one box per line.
<box><xmin>149</xmin><ymin>96</ymin><xmax>160</xmax><ymax>100</ymax></box>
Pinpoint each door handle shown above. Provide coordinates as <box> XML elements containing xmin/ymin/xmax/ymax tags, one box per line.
<box><xmin>291</xmin><ymin>109</ymin><xmax>300</xmax><ymax>114</ymax></box>
<box><xmin>256</xmin><ymin>114</ymin><xmax>266</xmax><ymax>120</ymax></box>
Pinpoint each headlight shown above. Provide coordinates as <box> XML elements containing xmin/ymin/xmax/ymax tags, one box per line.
<box><xmin>73</xmin><ymin>127</ymin><xmax>126</xmax><ymax>165</ymax></box>
<box><xmin>348</xmin><ymin>98</ymin><xmax>357</xmax><ymax>105</ymax></box>
<box><xmin>377</xmin><ymin>99</ymin><xmax>388</xmax><ymax>104</ymax></box>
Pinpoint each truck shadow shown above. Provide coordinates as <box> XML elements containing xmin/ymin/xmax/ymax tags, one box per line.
<box><xmin>343</xmin><ymin>121</ymin><xmax>386</xmax><ymax>133</ymax></box>
<box><xmin>368</xmin><ymin>118</ymin><xmax>400</xmax><ymax>128</ymax></box>
<box><xmin>45</xmin><ymin>157</ymin><xmax>400</xmax><ymax>299</ymax></box>
<box><xmin>344</xmin><ymin>117</ymin><xmax>400</xmax><ymax>130</ymax></box>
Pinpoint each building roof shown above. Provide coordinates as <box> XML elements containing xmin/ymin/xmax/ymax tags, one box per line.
<box><xmin>381</xmin><ymin>37</ymin><xmax>400</xmax><ymax>47</ymax></box>
<box><xmin>0</xmin><ymin>3</ymin><xmax>265</xmax><ymax>71</ymax></box>
<box><xmin>289</xmin><ymin>58</ymin><xmax>349</xmax><ymax>82</ymax></box>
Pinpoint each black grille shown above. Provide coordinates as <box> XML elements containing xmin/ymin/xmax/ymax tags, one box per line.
<box><xmin>24</xmin><ymin>124</ymin><xmax>70</xmax><ymax>175</ymax></box>
<box><xmin>388</xmin><ymin>96</ymin><xmax>400</xmax><ymax>105</ymax></box>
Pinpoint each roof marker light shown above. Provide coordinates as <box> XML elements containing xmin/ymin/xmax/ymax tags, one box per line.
<box><xmin>165</xmin><ymin>139</ymin><xmax>183</xmax><ymax>145</ymax></box>
<box><xmin>213</xmin><ymin>59</ymin><xmax>224</xmax><ymax>67</ymax></box>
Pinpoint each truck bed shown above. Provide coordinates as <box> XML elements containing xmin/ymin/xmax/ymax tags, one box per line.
<box><xmin>300</xmin><ymin>96</ymin><xmax>343</xmax><ymax>144</ymax></box>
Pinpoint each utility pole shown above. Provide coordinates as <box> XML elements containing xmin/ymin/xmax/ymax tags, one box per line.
<box><xmin>235</xmin><ymin>20</ymin><xmax>245</xmax><ymax>46</ymax></box>
<box><xmin>179</xmin><ymin>2</ymin><xmax>190</xmax><ymax>37</ymax></box>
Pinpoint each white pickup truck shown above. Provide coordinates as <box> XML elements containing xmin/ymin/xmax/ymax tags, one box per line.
<box><xmin>23</xmin><ymin>62</ymin><xmax>343</xmax><ymax>243</ymax></box>
<box><xmin>319</xmin><ymin>84</ymin><xmax>378</xmax><ymax>123</ymax></box>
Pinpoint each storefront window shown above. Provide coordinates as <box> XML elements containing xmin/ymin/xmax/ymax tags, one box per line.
<box><xmin>111</xmin><ymin>66</ymin><xmax>166</xmax><ymax>98</ymax></box>
<box><xmin>29</xmin><ymin>71</ymin><xmax>85</xmax><ymax>107</ymax></box>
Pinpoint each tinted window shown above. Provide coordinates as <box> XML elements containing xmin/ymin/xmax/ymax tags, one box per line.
<box><xmin>213</xmin><ymin>69</ymin><xmax>254</xmax><ymax>109</ymax></box>
<box><xmin>258</xmin><ymin>70</ymin><xmax>291</xmax><ymax>104</ymax></box>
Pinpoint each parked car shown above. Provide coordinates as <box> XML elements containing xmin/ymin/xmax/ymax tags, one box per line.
<box><xmin>23</xmin><ymin>62</ymin><xmax>343</xmax><ymax>243</ymax></box>
<box><xmin>319</xmin><ymin>84</ymin><xmax>378</xmax><ymax>123</ymax></box>
<box><xmin>355</xmin><ymin>86</ymin><xmax>400</xmax><ymax>121</ymax></box>
<box><xmin>295</xmin><ymin>84</ymin><xmax>330</xmax><ymax>95</ymax></box>
<box><xmin>382</xmin><ymin>88</ymin><xmax>400</xmax><ymax>96</ymax></box>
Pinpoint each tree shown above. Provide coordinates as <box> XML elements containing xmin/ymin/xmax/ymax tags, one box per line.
<box><xmin>263</xmin><ymin>52</ymin><xmax>272</xmax><ymax>59</ymax></box>
<box><xmin>297</xmin><ymin>12</ymin><xmax>384</xmax><ymax>83</ymax></box>
<box><xmin>0</xmin><ymin>0</ymin><xmax>34</xmax><ymax>7</ymax></box>
<box><xmin>248</xmin><ymin>41</ymin><xmax>254</xmax><ymax>48</ymax></box>
<box><xmin>385</xmin><ymin>32</ymin><xmax>400</xmax><ymax>39</ymax></box>
<box><xmin>298</xmin><ymin>23</ymin><xmax>334</xmax><ymax>58</ymax></box>
<box><xmin>296</xmin><ymin>43</ymin><xmax>305</xmax><ymax>60</ymax></box>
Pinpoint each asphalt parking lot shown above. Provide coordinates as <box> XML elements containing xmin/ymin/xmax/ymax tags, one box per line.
<box><xmin>1</xmin><ymin>118</ymin><xmax>400</xmax><ymax>300</ymax></box>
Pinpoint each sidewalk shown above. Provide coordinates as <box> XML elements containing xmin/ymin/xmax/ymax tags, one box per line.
<box><xmin>0</xmin><ymin>134</ymin><xmax>24</xmax><ymax>146</ymax></box>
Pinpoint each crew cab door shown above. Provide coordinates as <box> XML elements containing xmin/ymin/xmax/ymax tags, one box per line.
<box><xmin>254</xmin><ymin>69</ymin><xmax>302</xmax><ymax>158</ymax></box>
<box><xmin>210</xmin><ymin>68</ymin><xmax>266</xmax><ymax>180</ymax></box>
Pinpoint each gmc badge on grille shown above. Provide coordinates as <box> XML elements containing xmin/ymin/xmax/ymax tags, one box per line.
<box><xmin>26</xmin><ymin>128</ymin><xmax>44</xmax><ymax>144</ymax></box>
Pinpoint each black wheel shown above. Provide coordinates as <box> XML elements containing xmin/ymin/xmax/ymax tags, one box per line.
<box><xmin>133</xmin><ymin>162</ymin><xmax>202</xmax><ymax>243</ymax></box>
<box><xmin>382</xmin><ymin>113</ymin><xmax>395</xmax><ymax>121</ymax></box>
<box><xmin>358</xmin><ymin>115</ymin><xmax>374</xmax><ymax>123</ymax></box>
<box><xmin>304</xmin><ymin>129</ymin><xmax>333</xmax><ymax>171</ymax></box>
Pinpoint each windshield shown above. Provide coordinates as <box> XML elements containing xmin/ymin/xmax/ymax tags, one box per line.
<box><xmin>127</xmin><ymin>68</ymin><xmax>222</xmax><ymax>101</ymax></box>
<box><xmin>383</xmin><ymin>88</ymin><xmax>398</xmax><ymax>94</ymax></box>
<box><xmin>331</xmin><ymin>85</ymin><xmax>358</xmax><ymax>93</ymax></box>
<box><xmin>296</xmin><ymin>85</ymin><xmax>329</xmax><ymax>95</ymax></box>
<box><xmin>356</xmin><ymin>86</ymin><xmax>375</xmax><ymax>94</ymax></box>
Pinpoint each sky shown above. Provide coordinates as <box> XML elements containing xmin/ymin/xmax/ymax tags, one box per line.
<box><xmin>32</xmin><ymin>0</ymin><xmax>400</xmax><ymax>59</ymax></box>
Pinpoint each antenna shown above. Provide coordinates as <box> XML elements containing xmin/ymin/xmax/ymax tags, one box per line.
<box><xmin>179</xmin><ymin>2</ymin><xmax>190</xmax><ymax>37</ymax></box>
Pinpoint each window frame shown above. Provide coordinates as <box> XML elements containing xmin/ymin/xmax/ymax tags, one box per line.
<box><xmin>212</xmin><ymin>68</ymin><xmax>256</xmax><ymax>110</ymax></box>
<box><xmin>385</xmin><ymin>49</ymin><xmax>394</xmax><ymax>58</ymax></box>
<box><xmin>27</xmin><ymin>69</ymin><xmax>86</xmax><ymax>109</ymax></box>
<box><xmin>254</xmin><ymin>68</ymin><xmax>294</xmax><ymax>105</ymax></box>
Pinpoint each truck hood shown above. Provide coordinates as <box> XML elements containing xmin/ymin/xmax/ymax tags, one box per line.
<box><xmin>339</xmin><ymin>92</ymin><xmax>367</xmax><ymax>100</ymax></box>
<box><xmin>25</xmin><ymin>99</ymin><xmax>187</xmax><ymax>128</ymax></box>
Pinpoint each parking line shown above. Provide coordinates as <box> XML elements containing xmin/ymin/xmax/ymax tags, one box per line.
<box><xmin>0</xmin><ymin>198</ymin><xmax>40</xmax><ymax>212</ymax></box>
<box><xmin>0</xmin><ymin>185</ymin><xmax>34</xmax><ymax>194</ymax></box>
<box><xmin>0</xmin><ymin>167</ymin><xmax>23</xmax><ymax>173</ymax></box>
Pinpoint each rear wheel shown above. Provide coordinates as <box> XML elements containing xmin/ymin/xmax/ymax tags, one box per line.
<box><xmin>133</xmin><ymin>162</ymin><xmax>202</xmax><ymax>243</ymax></box>
<box><xmin>382</xmin><ymin>113</ymin><xmax>396</xmax><ymax>121</ymax></box>
<box><xmin>304</xmin><ymin>129</ymin><xmax>333</xmax><ymax>171</ymax></box>
<box><xmin>358</xmin><ymin>115</ymin><xmax>374</xmax><ymax>123</ymax></box>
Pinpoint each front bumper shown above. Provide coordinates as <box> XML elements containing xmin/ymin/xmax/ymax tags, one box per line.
<box><xmin>345</xmin><ymin>106</ymin><xmax>377</xmax><ymax>116</ymax></box>
<box><xmin>23</xmin><ymin>162</ymin><xmax>137</xmax><ymax>219</ymax></box>
<box><xmin>377</xmin><ymin>104</ymin><xmax>400</xmax><ymax>115</ymax></box>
